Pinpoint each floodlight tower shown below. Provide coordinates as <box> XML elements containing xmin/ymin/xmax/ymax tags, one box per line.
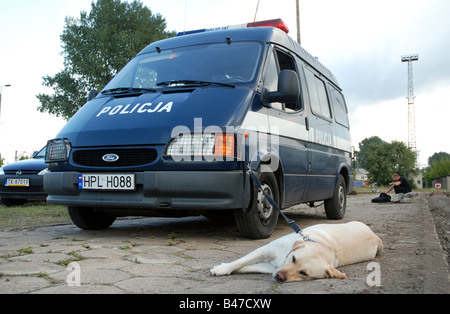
<box><xmin>401</xmin><ymin>54</ymin><xmax>419</xmax><ymax>154</ymax></box>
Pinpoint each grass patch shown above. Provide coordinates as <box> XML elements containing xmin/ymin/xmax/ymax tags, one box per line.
<box><xmin>0</xmin><ymin>203</ymin><xmax>70</xmax><ymax>229</ymax></box>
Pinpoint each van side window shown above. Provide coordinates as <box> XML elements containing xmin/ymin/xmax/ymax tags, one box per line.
<box><xmin>329</xmin><ymin>86</ymin><xmax>349</xmax><ymax>128</ymax></box>
<box><xmin>304</xmin><ymin>69</ymin><xmax>332</xmax><ymax>119</ymax></box>
<box><xmin>263</xmin><ymin>48</ymin><xmax>301</xmax><ymax>113</ymax></box>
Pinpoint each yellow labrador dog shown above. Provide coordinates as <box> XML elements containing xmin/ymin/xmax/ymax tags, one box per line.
<box><xmin>211</xmin><ymin>221</ymin><xmax>383</xmax><ymax>282</ymax></box>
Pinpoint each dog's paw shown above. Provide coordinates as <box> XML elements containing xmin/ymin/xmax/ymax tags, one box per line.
<box><xmin>210</xmin><ymin>263</ymin><xmax>233</xmax><ymax>276</ymax></box>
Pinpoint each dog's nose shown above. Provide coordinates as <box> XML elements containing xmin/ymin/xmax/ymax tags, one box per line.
<box><xmin>275</xmin><ymin>271</ymin><xmax>286</xmax><ymax>282</ymax></box>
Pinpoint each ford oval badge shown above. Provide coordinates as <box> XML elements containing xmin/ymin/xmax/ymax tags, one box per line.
<box><xmin>102</xmin><ymin>153</ymin><xmax>120</xmax><ymax>162</ymax></box>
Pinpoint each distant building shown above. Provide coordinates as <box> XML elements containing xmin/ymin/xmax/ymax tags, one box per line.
<box><xmin>354</xmin><ymin>168</ymin><xmax>369</xmax><ymax>188</ymax></box>
<box><xmin>355</xmin><ymin>168</ymin><xmax>369</xmax><ymax>182</ymax></box>
<box><xmin>432</xmin><ymin>175</ymin><xmax>450</xmax><ymax>191</ymax></box>
<box><xmin>409</xmin><ymin>172</ymin><xmax>423</xmax><ymax>190</ymax></box>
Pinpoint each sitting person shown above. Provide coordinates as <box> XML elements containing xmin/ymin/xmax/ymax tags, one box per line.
<box><xmin>386</xmin><ymin>172</ymin><xmax>412</xmax><ymax>202</ymax></box>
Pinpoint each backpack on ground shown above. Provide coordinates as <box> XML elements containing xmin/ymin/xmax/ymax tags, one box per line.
<box><xmin>371</xmin><ymin>193</ymin><xmax>391</xmax><ymax>203</ymax></box>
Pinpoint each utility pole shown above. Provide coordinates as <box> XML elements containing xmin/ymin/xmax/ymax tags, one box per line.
<box><xmin>401</xmin><ymin>54</ymin><xmax>419</xmax><ymax>157</ymax></box>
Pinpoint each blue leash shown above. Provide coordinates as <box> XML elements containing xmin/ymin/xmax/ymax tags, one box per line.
<box><xmin>247</xmin><ymin>167</ymin><xmax>314</xmax><ymax>242</ymax></box>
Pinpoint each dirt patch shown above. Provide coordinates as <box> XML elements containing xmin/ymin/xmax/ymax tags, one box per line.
<box><xmin>427</xmin><ymin>193</ymin><xmax>450</xmax><ymax>265</ymax></box>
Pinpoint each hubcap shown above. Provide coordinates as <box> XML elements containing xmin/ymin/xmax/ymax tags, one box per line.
<box><xmin>338</xmin><ymin>185</ymin><xmax>345</xmax><ymax>209</ymax></box>
<box><xmin>257</xmin><ymin>183</ymin><xmax>273</xmax><ymax>221</ymax></box>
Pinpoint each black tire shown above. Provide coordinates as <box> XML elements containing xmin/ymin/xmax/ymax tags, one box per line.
<box><xmin>68</xmin><ymin>206</ymin><xmax>116</xmax><ymax>230</ymax></box>
<box><xmin>234</xmin><ymin>172</ymin><xmax>279</xmax><ymax>239</ymax></box>
<box><xmin>324</xmin><ymin>174</ymin><xmax>347</xmax><ymax>220</ymax></box>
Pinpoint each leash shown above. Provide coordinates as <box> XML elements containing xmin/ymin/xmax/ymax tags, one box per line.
<box><xmin>246</xmin><ymin>166</ymin><xmax>314</xmax><ymax>243</ymax></box>
<box><xmin>242</xmin><ymin>133</ymin><xmax>313</xmax><ymax>242</ymax></box>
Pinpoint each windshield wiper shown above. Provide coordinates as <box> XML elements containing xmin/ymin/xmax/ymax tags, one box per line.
<box><xmin>156</xmin><ymin>80</ymin><xmax>235</xmax><ymax>88</ymax></box>
<box><xmin>101</xmin><ymin>87</ymin><xmax>157</xmax><ymax>95</ymax></box>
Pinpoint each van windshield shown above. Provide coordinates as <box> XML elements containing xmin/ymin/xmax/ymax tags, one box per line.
<box><xmin>103</xmin><ymin>41</ymin><xmax>263</xmax><ymax>91</ymax></box>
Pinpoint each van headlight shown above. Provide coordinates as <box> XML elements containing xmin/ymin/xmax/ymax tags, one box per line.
<box><xmin>38</xmin><ymin>168</ymin><xmax>49</xmax><ymax>176</ymax></box>
<box><xmin>45</xmin><ymin>138</ymin><xmax>71</xmax><ymax>163</ymax></box>
<box><xmin>165</xmin><ymin>133</ymin><xmax>235</xmax><ymax>161</ymax></box>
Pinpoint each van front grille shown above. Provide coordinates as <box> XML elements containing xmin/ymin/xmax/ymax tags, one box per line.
<box><xmin>72</xmin><ymin>148</ymin><xmax>158</xmax><ymax>167</ymax></box>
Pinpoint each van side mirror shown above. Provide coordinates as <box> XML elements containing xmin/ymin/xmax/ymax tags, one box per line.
<box><xmin>87</xmin><ymin>89</ymin><xmax>98</xmax><ymax>102</ymax></box>
<box><xmin>261</xmin><ymin>70</ymin><xmax>300</xmax><ymax>107</ymax></box>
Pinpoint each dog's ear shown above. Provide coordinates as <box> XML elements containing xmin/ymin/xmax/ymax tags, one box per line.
<box><xmin>325</xmin><ymin>267</ymin><xmax>347</xmax><ymax>279</ymax></box>
<box><xmin>287</xmin><ymin>241</ymin><xmax>306</xmax><ymax>258</ymax></box>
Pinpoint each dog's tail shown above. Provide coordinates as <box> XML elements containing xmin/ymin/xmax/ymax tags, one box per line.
<box><xmin>376</xmin><ymin>236</ymin><xmax>384</xmax><ymax>256</ymax></box>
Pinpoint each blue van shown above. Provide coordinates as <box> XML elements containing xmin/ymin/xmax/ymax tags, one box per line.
<box><xmin>44</xmin><ymin>19</ymin><xmax>353</xmax><ymax>238</ymax></box>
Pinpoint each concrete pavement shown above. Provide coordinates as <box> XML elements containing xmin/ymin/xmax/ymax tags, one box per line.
<box><xmin>0</xmin><ymin>193</ymin><xmax>448</xmax><ymax>294</ymax></box>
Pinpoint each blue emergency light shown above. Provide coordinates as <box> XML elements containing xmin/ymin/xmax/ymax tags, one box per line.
<box><xmin>177</xmin><ymin>18</ymin><xmax>289</xmax><ymax>36</ymax></box>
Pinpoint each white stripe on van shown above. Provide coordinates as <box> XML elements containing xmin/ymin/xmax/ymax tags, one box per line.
<box><xmin>242</xmin><ymin>111</ymin><xmax>351</xmax><ymax>153</ymax></box>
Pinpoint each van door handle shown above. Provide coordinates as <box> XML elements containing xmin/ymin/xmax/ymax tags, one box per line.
<box><xmin>305</xmin><ymin>117</ymin><xmax>309</xmax><ymax>130</ymax></box>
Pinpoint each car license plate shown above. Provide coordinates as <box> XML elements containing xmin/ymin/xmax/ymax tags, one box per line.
<box><xmin>5</xmin><ymin>178</ymin><xmax>30</xmax><ymax>187</ymax></box>
<box><xmin>78</xmin><ymin>174</ymin><xmax>135</xmax><ymax>190</ymax></box>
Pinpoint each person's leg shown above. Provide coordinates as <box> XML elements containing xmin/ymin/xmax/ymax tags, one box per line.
<box><xmin>394</xmin><ymin>186</ymin><xmax>408</xmax><ymax>194</ymax></box>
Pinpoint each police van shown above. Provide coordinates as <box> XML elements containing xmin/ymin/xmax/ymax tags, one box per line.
<box><xmin>44</xmin><ymin>19</ymin><xmax>354</xmax><ymax>239</ymax></box>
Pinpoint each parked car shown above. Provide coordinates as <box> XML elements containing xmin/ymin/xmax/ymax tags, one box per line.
<box><xmin>0</xmin><ymin>147</ymin><xmax>48</xmax><ymax>207</ymax></box>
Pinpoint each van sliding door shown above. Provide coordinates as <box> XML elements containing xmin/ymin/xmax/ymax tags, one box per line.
<box><xmin>303</xmin><ymin>68</ymin><xmax>337</xmax><ymax>202</ymax></box>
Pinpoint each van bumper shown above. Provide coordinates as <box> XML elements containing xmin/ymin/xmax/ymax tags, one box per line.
<box><xmin>44</xmin><ymin>171</ymin><xmax>245</xmax><ymax>210</ymax></box>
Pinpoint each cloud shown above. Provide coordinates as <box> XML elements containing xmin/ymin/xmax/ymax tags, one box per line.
<box><xmin>303</xmin><ymin>0</ymin><xmax>450</xmax><ymax>110</ymax></box>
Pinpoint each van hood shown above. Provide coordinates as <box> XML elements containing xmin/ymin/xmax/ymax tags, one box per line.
<box><xmin>56</xmin><ymin>88</ymin><xmax>255</xmax><ymax>147</ymax></box>
<box><xmin>2</xmin><ymin>158</ymin><xmax>47</xmax><ymax>171</ymax></box>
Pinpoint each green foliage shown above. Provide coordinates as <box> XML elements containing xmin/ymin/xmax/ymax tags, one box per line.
<box><xmin>37</xmin><ymin>0</ymin><xmax>176</xmax><ymax>120</ymax></box>
<box><xmin>427</xmin><ymin>152</ymin><xmax>450</xmax><ymax>167</ymax></box>
<box><xmin>357</xmin><ymin>138</ymin><xmax>417</xmax><ymax>185</ymax></box>
<box><xmin>429</xmin><ymin>158</ymin><xmax>450</xmax><ymax>178</ymax></box>
<box><xmin>423</xmin><ymin>154</ymin><xmax>450</xmax><ymax>186</ymax></box>
<box><xmin>355</xmin><ymin>136</ymin><xmax>384</xmax><ymax>169</ymax></box>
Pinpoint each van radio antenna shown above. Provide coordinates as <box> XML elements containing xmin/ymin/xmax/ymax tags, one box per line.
<box><xmin>253</xmin><ymin>0</ymin><xmax>261</xmax><ymax>24</ymax></box>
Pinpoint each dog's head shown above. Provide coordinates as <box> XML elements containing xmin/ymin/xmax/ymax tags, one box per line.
<box><xmin>273</xmin><ymin>241</ymin><xmax>346</xmax><ymax>283</ymax></box>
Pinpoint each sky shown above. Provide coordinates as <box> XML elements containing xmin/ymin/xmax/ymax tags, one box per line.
<box><xmin>0</xmin><ymin>0</ymin><xmax>449</xmax><ymax>167</ymax></box>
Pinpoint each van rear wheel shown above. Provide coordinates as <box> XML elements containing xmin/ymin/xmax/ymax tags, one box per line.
<box><xmin>324</xmin><ymin>174</ymin><xmax>346</xmax><ymax>220</ymax></box>
<box><xmin>234</xmin><ymin>172</ymin><xmax>279</xmax><ymax>239</ymax></box>
<box><xmin>68</xmin><ymin>206</ymin><xmax>116</xmax><ymax>230</ymax></box>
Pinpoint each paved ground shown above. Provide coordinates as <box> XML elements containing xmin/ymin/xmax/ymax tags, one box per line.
<box><xmin>0</xmin><ymin>193</ymin><xmax>449</xmax><ymax>294</ymax></box>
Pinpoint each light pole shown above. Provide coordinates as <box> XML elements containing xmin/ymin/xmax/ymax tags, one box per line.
<box><xmin>0</xmin><ymin>84</ymin><xmax>12</xmax><ymax>122</ymax></box>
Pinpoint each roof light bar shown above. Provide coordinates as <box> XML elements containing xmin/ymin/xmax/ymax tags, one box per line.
<box><xmin>246</xmin><ymin>19</ymin><xmax>289</xmax><ymax>34</ymax></box>
<box><xmin>177</xmin><ymin>18</ymin><xmax>289</xmax><ymax>37</ymax></box>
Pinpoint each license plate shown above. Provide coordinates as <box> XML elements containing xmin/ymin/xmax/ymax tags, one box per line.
<box><xmin>78</xmin><ymin>174</ymin><xmax>135</xmax><ymax>190</ymax></box>
<box><xmin>5</xmin><ymin>178</ymin><xmax>30</xmax><ymax>187</ymax></box>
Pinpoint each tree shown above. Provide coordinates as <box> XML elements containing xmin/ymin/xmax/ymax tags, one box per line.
<box><xmin>37</xmin><ymin>0</ymin><xmax>175</xmax><ymax>120</ymax></box>
<box><xmin>423</xmin><ymin>153</ymin><xmax>450</xmax><ymax>187</ymax></box>
<box><xmin>428</xmin><ymin>158</ymin><xmax>450</xmax><ymax>179</ymax></box>
<box><xmin>357</xmin><ymin>138</ymin><xmax>416</xmax><ymax>185</ymax></box>
<box><xmin>355</xmin><ymin>136</ymin><xmax>384</xmax><ymax>169</ymax></box>
<box><xmin>428</xmin><ymin>152</ymin><xmax>450</xmax><ymax>166</ymax></box>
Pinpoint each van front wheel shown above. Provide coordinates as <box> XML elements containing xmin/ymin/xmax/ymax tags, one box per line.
<box><xmin>68</xmin><ymin>206</ymin><xmax>116</xmax><ymax>230</ymax></box>
<box><xmin>234</xmin><ymin>172</ymin><xmax>279</xmax><ymax>239</ymax></box>
<box><xmin>324</xmin><ymin>174</ymin><xmax>347</xmax><ymax>220</ymax></box>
